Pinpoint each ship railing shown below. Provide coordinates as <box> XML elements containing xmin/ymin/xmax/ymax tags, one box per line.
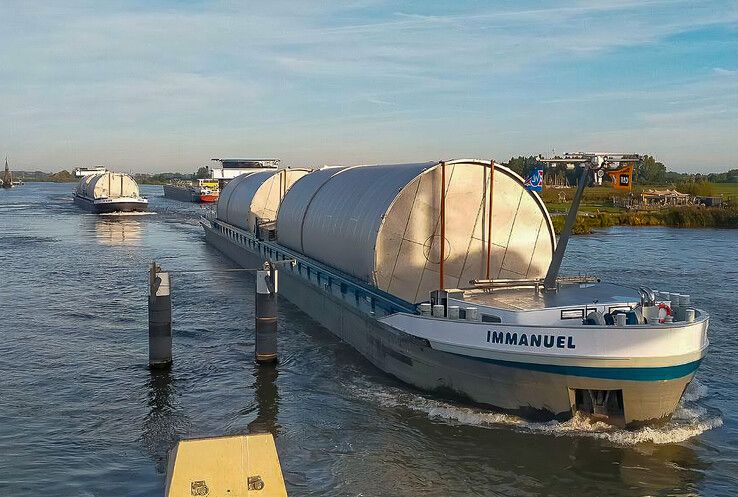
<box><xmin>468</xmin><ymin>275</ymin><xmax>599</xmax><ymax>292</ymax></box>
<box><xmin>210</xmin><ymin>218</ymin><xmax>416</xmax><ymax>317</ymax></box>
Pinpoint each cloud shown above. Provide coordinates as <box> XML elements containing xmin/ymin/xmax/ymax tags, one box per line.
<box><xmin>713</xmin><ymin>67</ymin><xmax>738</xmax><ymax>76</ymax></box>
<box><xmin>0</xmin><ymin>0</ymin><xmax>737</xmax><ymax>170</ymax></box>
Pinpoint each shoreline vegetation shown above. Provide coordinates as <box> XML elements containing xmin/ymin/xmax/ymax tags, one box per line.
<box><xmin>13</xmin><ymin>170</ymin><xmax>202</xmax><ymax>185</ymax></box>
<box><xmin>544</xmin><ymin>185</ymin><xmax>738</xmax><ymax>234</ymax></box>
<box><xmin>550</xmin><ymin>206</ymin><xmax>738</xmax><ymax>234</ymax></box>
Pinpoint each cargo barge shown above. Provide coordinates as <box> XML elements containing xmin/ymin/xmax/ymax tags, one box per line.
<box><xmin>202</xmin><ymin>159</ymin><xmax>708</xmax><ymax>427</ymax></box>
<box><xmin>163</xmin><ymin>179</ymin><xmax>220</xmax><ymax>203</ymax></box>
<box><xmin>74</xmin><ymin>172</ymin><xmax>148</xmax><ymax>213</ymax></box>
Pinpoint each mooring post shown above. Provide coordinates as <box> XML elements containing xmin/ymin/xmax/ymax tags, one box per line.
<box><xmin>255</xmin><ymin>261</ymin><xmax>278</xmax><ymax>364</ymax></box>
<box><xmin>148</xmin><ymin>261</ymin><xmax>172</xmax><ymax>368</ymax></box>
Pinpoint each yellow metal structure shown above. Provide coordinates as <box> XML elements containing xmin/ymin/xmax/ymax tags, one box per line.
<box><xmin>165</xmin><ymin>433</ymin><xmax>287</xmax><ymax>497</ymax></box>
<box><xmin>199</xmin><ymin>179</ymin><xmax>220</xmax><ymax>190</ymax></box>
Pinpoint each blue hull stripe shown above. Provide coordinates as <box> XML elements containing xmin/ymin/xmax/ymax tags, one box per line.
<box><xmin>458</xmin><ymin>354</ymin><xmax>702</xmax><ymax>381</ymax></box>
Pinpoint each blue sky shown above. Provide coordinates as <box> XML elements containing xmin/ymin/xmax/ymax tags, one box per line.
<box><xmin>1</xmin><ymin>1</ymin><xmax>737</xmax><ymax>172</ymax></box>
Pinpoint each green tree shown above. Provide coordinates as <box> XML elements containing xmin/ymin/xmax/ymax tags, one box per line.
<box><xmin>195</xmin><ymin>166</ymin><xmax>209</xmax><ymax>179</ymax></box>
<box><xmin>48</xmin><ymin>170</ymin><xmax>75</xmax><ymax>183</ymax></box>
<box><xmin>635</xmin><ymin>156</ymin><xmax>667</xmax><ymax>185</ymax></box>
<box><xmin>677</xmin><ymin>180</ymin><xmax>715</xmax><ymax>196</ymax></box>
<box><xmin>504</xmin><ymin>156</ymin><xmax>546</xmax><ymax>178</ymax></box>
<box><xmin>505</xmin><ymin>156</ymin><xmax>526</xmax><ymax>175</ymax></box>
<box><xmin>706</xmin><ymin>169</ymin><xmax>738</xmax><ymax>183</ymax></box>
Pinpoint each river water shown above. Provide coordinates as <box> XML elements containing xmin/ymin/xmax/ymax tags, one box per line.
<box><xmin>1</xmin><ymin>183</ymin><xmax>736</xmax><ymax>496</ymax></box>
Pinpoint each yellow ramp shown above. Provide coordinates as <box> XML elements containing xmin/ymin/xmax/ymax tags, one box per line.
<box><xmin>165</xmin><ymin>433</ymin><xmax>287</xmax><ymax>497</ymax></box>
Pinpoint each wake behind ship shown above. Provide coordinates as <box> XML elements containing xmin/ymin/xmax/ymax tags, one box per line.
<box><xmin>74</xmin><ymin>171</ymin><xmax>148</xmax><ymax>213</ymax></box>
<box><xmin>202</xmin><ymin>159</ymin><xmax>709</xmax><ymax>428</ymax></box>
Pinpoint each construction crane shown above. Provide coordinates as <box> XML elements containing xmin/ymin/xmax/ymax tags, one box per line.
<box><xmin>537</xmin><ymin>152</ymin><xmax>644</xmax><ymax>291</ymax></box>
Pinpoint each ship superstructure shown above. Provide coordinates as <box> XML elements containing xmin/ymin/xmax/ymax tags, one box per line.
<box><xmin>73</xmin><ymin>165</ymin><xmax>108</xmax><ymax>177</ymax></box>
<box><xmin>208</xmin><ymin>158</ymin><xmax>280</xmax><ymax>186</ymax></box>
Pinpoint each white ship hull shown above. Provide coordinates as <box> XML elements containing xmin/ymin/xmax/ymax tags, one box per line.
<box><xmin>204</xmin><ymin>218</ymin><xmax>707</xmax><ymax>427</ymax></box>
<box><xmin>74</xmin><ymin>194</ymin><xmax>148</xmax><ymax>213</ymax></box>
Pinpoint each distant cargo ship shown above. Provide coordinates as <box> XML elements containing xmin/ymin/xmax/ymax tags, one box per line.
<box><xmin>163</xmin><ymin>179</ymin><xmax>220</xmax><ymax>203</ymax></box>
<box><xmin>74</xmin><ymin>172</ymin><xmax>148</xmax><ymax>213</ymax></box>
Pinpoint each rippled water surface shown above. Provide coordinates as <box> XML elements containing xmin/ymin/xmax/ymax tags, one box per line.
<box><xmin>1</xmin><ymin>183</ymin><xmax>736</xmax><ymax>496</ymax></box>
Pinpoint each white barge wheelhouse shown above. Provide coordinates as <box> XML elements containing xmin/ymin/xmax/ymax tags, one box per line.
<box><xmin>202</xmin><ymin>157</ymin><xmax>708</xmax><ymax>427</ymax></box>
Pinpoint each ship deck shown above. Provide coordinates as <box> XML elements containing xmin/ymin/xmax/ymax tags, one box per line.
<box><xmin>462</xmin><ymin>282</ymin><xmax>642</xmax><ymax>311</ymax></box>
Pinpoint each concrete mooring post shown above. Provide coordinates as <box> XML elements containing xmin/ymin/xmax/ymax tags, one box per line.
<box><xmin>255</xmin><ymin>262</ymin><xmax>278</xmax><ymax>364</ymax></box>
<box><xmin>148</xmin><ymin>262</ymin><xmax>172</xmax><ymax>368</ymax></box>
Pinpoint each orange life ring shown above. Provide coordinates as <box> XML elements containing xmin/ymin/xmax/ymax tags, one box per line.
<box><xmin>657</xmin><ymin>303</ymin><xmax>672</xmax><ymax>323</ymax></box>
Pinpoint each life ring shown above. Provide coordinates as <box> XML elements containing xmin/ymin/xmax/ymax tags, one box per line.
<box><xmin>657</xmin><ymin>303</ymin><xmax>672</xmax><ymax>323</ymax></box>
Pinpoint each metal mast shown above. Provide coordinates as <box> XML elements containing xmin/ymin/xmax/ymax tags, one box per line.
<box><xmin>539</xmin><ymin>152</ymin><xmax>642</xmax><ymax>291</ymax></box>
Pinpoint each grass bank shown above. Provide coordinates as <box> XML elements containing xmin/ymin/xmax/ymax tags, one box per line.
<box><xmin>543</xmin><ymin>183</ymin><xmax>738</xmax><ymax>234</ymax></box>
<box><xmin>551</xmin><ymin>206</ymin><xmax>738</xmax><ymax>234</ymax></box>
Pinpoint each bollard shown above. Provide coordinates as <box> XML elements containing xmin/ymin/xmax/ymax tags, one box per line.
<box><xmin>148</xmin><ymin>262</ymin><xmax>172</xmax><ymax>368</ymax></box>
<box><xmin>615</xmin><ymin>313</ymin><xmax>627</xmax><ymax>327</ymax></box>
<box><xmin>670</xmin><ymin>293</ymin><xmax>681</xmax><ymax>320</ymax></box>
<box><xmin>447</xmin><ymin>305</ymin><xmax>460</xmax><ymax>320</ymax></box>
<box><xmin>685</xmin><ymin>308</ymin><xmax>696</xmax><ymax>323</ymax></box>
<box><xmin>255</xmin><ymin>263</ymin><xmax>278</xmax><ymax>364</ymax></box>
<box><xmin>465</xmin><ymin>307</ymin><xmax>479</xmax><ymax>321</ymax></box>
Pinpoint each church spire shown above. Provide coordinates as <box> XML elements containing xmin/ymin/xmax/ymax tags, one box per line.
<box><xmin>2</xmin><ymin>156</ymin><xmax>12</xmax><ymax>188</ymax></box>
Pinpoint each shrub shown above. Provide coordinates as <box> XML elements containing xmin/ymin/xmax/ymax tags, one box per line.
<box><xmin>675</xmin><ymin>181</ymin><xmax>715</xmax><ymax>196</ymax></box>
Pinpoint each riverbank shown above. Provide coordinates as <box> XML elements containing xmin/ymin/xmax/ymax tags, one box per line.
<box><xmin>551</xmin><ymin>205</ymin><xmax>738</xmax><ymax>234</ymax></box>
<box><xmin>543</xmin><ymin>184</ymin><xmax>738</xmax><ymax>234</ymax></box>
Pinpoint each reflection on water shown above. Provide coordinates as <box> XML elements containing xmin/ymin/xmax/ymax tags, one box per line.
<box><xmin>618</xmin><ymin>443</ymin><xmax>707</xmax><ymax>494</ymax></box>
<box><xmin>141</xmin><ymin>368</ymin><xmax>190</xmax><ymax>474</ymax></box>
<box><xmin>248</xmin><ymin>364</ymin><xmax>280</xmax><ymax>437</ymax></box>
<box><xmin>92</xmin><ymin>217</ymin><xmax>142</xmax><ymax>245</ymax></box>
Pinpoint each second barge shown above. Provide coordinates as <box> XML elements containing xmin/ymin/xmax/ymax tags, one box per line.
<box><xmin>163</xmin><ymin>179</ymin><xmax>220</xmax><ymax>203</ymax></box>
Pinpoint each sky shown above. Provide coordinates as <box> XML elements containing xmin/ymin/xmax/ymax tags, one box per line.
<box><xmin>1</xmin><ymin>0</ymin><xmax>737</xmax><ymax>173</ymax></box>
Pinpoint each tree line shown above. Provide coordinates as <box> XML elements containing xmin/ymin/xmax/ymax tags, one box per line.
<box><xmin>504</xmin><ymin>155</ymin><xmax>737</xmax><ymax>186</ymax></box>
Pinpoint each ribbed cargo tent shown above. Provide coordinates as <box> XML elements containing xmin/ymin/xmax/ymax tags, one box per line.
<box><xmin>276</xmin><ymin>166</ymin><xmax>347</xmax><ymax>252</ymax></box>
<box><xmin>75</xmin><ymin>172</ymin><xmax>140</xmax><ymax>199</ymax></box>
<box><xmin>276</xmin><ymin>159</ymin><xmax>555</xmax><ymax>303</ymax></box>
<box><xmin>217</xmin><ymin>169</ymin><xmax>310</xmax><ymax>232</ymax></box>
<box><xmin>75</xmin><ymin>174</ymin><xmax>96</xmax><ymax>197</ymax></box>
